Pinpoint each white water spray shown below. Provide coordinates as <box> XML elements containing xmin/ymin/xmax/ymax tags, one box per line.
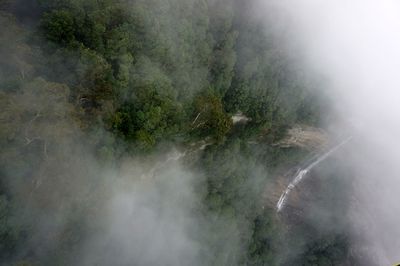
<box><xmin>276</xmin><ymin>137</ymin><xmax>352</xmax><ymax>212</ymax></box>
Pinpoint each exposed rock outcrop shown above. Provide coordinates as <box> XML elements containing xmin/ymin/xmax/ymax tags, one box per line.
<box><xmin>275</xmin><ymin>125</ymin><xmax>329</xmax><ymax>150</ymax></box>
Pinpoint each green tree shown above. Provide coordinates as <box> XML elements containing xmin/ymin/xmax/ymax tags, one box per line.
<box><xmin>192</xmin><ymin>91</ymin><xmax>232</xmax><ymax>141</ymax></box>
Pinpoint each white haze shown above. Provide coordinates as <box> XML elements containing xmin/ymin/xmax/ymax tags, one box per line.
<box><xmin>258</xmin><ymin>0</ymin><xmax>400</xmax><ymax>264</ymax></box>
<box><xmin>79</xmin><ymin>158</ymin><xmax>205</xmax><ymax>266</ymax></box>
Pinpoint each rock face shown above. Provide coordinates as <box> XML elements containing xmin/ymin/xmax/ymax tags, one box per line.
<box><xmin>276</xmin><ymin>125</ymin><xmax>329</xmax><ymax>150</ymax></box>
<box><xmin>263</xmin><ymin>125</ymin><xmax>330</xmax><ymax>209</ymax></box>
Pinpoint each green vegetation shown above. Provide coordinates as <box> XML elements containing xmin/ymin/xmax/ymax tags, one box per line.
<box><xmin>0</xmin><ymin>0</ymin><xmax>348</xmax><ymax>265</ymax></box>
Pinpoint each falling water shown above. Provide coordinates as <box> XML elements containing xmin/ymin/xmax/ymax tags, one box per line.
<box><xmin>276</xmin><ymin>137</ymin><xmax>352</xmax><ymax>212</ymax></box>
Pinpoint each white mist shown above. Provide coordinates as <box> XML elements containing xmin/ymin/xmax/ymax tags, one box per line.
<box><xmin>263</xmin><ymin>0</ymin><xmax>400</xmax><ymax>264</ymax></box>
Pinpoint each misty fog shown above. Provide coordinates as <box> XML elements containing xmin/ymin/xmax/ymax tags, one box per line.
<box><xmin>2</xmin><ymin>0</ymin><xmax>400</xmax><ymax>265</ymax></box>
<box><xmin>267</xmin><ymin>0</ymin><xmax>400</xmax><ymax>264</ymax></box>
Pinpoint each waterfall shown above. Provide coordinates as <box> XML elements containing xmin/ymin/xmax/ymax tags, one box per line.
<box><xmin>276</xmin><ymin>137</ymin><xmax>352</xmax><ymax>212</ymax></box>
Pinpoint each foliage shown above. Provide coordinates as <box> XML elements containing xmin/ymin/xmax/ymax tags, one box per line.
<box><xmin>0</xmin><ymin>1</ymin><xmax>341</xmax><ymax>265</ymax></box>
<box><xmin>192</xmin><ymin>91</ymin><xmax>232</xmax><ymax>141</ymax></box>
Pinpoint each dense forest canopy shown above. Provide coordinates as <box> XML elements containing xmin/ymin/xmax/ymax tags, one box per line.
<box><xmin>0</xmin><ymin>0</ymin><xmax>350</xmax><ymax>265</ymax></box>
